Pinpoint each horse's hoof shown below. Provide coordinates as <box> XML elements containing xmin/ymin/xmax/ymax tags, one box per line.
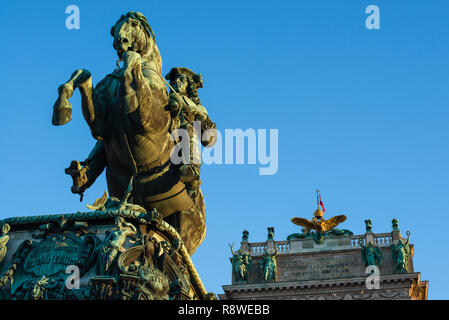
<box><xmin>52</xmin><ymin>97</ymin><xmax>72</xmax><ymax>126</ymax></box>
<box><xmin>58</xmin><ymin>83</ymin><xmax>74</xmax><ymax>97</ymax></box>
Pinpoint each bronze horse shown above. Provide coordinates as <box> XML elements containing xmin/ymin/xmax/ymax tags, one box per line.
<box><xmin>52</xmin><ymin>12</ymin><xmax>207</xmax><ymax>255</ymax></box>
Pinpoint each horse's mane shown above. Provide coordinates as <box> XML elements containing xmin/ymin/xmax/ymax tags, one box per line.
<box><xmin>113</xmin><ymin>11</ymin><xmax>156</xmax><ymax>42</ymax></box>
<box><xmin>112</xmin><ymin>11</ymin><xmax>162</xmax><ymax>74</ymax></box>
<box><xmin>147</xmin><ymin>40</ymin><xmax>162</xmax><ymax>75</ymax></box>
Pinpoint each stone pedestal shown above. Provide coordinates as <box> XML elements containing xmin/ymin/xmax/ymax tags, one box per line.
<box><xmin>392</xmin><ymin>230</ymin><xmax>402</xmax><ymax>243</ymax></box>
<box><xmin>365</xmin><ymin>232</ymin><xmax>374</xmax><ymax>244</ymax></box>
<box><xmin>240</xmin><ymin>241</ymin><xmax>249</xmax><ymax>253</ymax></box>
<box><xmin>0</xmin><ymin>210</ymin><xmax>211</xmax><ymax>300</ymax></box>
<box><xmin>266</xmin><ymin>240</ymin><xmax>275</xmax><ymax>254</ymax></box>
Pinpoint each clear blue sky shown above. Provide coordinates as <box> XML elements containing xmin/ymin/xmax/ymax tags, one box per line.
<box><xmin>0</xmin><ymin>0</ymin><xmax>448</xmax><ymax>299</ymax></box>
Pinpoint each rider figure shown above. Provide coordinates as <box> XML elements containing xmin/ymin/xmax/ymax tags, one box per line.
<box><xmin>165</xmin><ymin>67</ymin><xmax>216</xmax><ymax>199</ymax></box>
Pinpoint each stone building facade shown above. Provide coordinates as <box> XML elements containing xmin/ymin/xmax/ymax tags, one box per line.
<box><xmin>220</xmin><ymin>220</ymin><xmax>428</xmax><ymax>300</ymax></box>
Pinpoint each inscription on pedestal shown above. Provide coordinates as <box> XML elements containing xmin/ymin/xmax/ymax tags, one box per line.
<box><xmin>282</xmin><ymin>254</ymin><xmax>360</xmax><ymax>281</ymax></box>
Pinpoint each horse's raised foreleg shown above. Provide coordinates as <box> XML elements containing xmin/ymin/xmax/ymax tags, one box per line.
<box><xmin>119</xmin><ymin>52</ymin><xmax>151</xmax><ymax>115</ymax></box>
<box><xmin>52</xmin><ymin>69</ymin><xmax>92</xmax><ymax>126</ymax></box>
<box><xmin>119</xmin><ymin>51</ymin><xmax>166</xmax><ymax>130</ymax></box>
<box><xmin>53</xmin><ymin>70</ymin><xmax>109</xmax><ymax>200</ymax></box>
<box><xmin>53</xmin><ymin>69</ymin><xmax>108</xmax><ymax>140</ymax></box>
<box><xmin>118</xmin><ymin>52</ymin><xmax>139</xmax><ymax>114</ymax></box>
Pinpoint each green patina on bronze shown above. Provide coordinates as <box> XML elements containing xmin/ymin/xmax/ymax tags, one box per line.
<box><xmin>287</xmin><ymin>223</ymin><xmax>353</xmax><ymax>244</ymax></box>
<box><xmin>260</xmin><ymin>250</ymin><xmax>277</xmax><ymax>282</ymax></box>
<box><xmin>267</xmin><ymin>227</ymin><xmax>274</xmax><ymax>241</ymax></box>
<box><xmin>228</xmin><ymin>243</ymin><xmax>251</xmax><ymax>282</ymax></box>
<box><xmin>391</xmin><ymin>231</ymin><xmax>411</xmax><ymax>273</ymax></box>
<box><xmin>0</xmin><ymin>207</ymin><xmax>214</xmax><ymax>300</ymax></box>
<box><xmin>241</xmin><ymin>230</ymin><xmax>249</xmax><ymax>243</ymax></box>
<box><xmin>392</xmin><ymin>218</ymin><xmax>399</xmax><ymax>231</ymax></box>
<box><xmin>0</xmin><ymin>183</ymin><xmax>216</xmax><ymax>300</ymax></box>
<box><xmin>0</xmin><ymin>10</ymin><xmax>218</xmax><ymax>301</ymax></box>
<box><xmin>51</xmin><ymin>11</ymin><xmax>216</xmax><ymax>256</ymax></box>
<box><xmin>287</xmin><ymin>226</ymin><xmax>313</xmax><ymax>240</ymax></box>
<box><xmin>165</xmin><ymin>67</ymin><xmax>216</xmax><ymax>200</ymax></box>
<box><xmin>10</xmin><ymin>226</ymin><xmax>98</xmax><ymax>300</ymax></box>
<box><xmin>360</xmin><ymin>240</ymin><xmax>382</xmax><ymax>267</ymax></box>
<box><xmin>365</xmin><ymin>219</ymin><xmax>373</xmax><ymax>232</ymax></box>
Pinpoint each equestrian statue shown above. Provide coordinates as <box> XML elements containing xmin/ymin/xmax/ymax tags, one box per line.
<box><xmin>52</xmin><ymin>11</ymin><xmax>216</xmax><ymax>255</ymax></box>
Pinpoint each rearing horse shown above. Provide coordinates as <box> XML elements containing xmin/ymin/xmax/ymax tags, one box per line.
<box><xmin>52</xmin><ymin>12</ymin><xmax>206</xmax><ymax>255</ymax></box>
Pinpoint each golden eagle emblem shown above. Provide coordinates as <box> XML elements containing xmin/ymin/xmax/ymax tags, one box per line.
<box><xmin>291</xmin><ymin>209</ymin><xmax>347</xmax><ymax>234</ymax></box>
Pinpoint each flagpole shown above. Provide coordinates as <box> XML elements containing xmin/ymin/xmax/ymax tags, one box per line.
<box><xmin>316</xmin><ymin>189</ymin><xmax>319</xmax><ymax>210</ymax></box>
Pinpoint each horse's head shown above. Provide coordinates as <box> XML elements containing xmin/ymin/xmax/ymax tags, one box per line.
<box><xmin>111</xmin><ymin>12</ymin><xmax>162</xmax><ymax>73</ymax></box>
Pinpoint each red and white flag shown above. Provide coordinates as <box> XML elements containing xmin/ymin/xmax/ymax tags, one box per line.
<box><xmin>317</xmin><ymin>190</ymin><xmax>326</xmax><ymax>212</ymax></box>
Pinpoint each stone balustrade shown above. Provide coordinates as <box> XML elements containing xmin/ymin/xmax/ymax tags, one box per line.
<box><xmin>373</xmin><ymin>232</ymin><xmax>393</xmax><ymax>245</ymax></box>
<box><xmin>275</xmin><ymin>240</ymin><xmax>290</xmax><ymax>253</ymax></box>
<box><xmin>350</xmin><ymin>235</ymin><xmax>365</xmax><ymax>247</ymax></box>
<box><xmin>248</xmin><ymin>242</ymin><xmax>267</xmax><ymax>255</ymax></box>
<box><xmin>243</xmin><ymin>231</ymin><xmax>405</xmax><ymax>255</ymax></box>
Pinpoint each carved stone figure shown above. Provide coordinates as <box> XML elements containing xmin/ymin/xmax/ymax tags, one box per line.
<box><xmin>392</xmin><ymin>218</ymin><xmax>399</xmax><ymax>231</ymax></box>
<box><xmin>136</xmin><ymin>265</ymin><xmax>170</xmax><ymax>300</ymax></box>
<box><xmin>141</xmin><ymin>235</ymin><xmax>165</xmax><ymax>270</ymax></box>
<box><xmin>0</xmin><ymin>224</ymin><xmax>10</xmax><ymax>264</ymax></box>
<box><xmin>229</xmin><ymin>243</ymin><xmax>251</xmax><ymax>282</ymax></box>
<box><xmin>365</xmin><ymin>219</ymin><xmax>372</xmax><ymax>232</ymax></box>
<box><xmin>158</xmin><ymin>240</ymin><xmax>188</xmax><ymax>279</ymax></box>
<box><xmin>0</xmin><ymin>207</ymin><xmax>213</xmax><ymax>300</ymax></box>
<box><xmin>115</xmin><ymin>234</ymin><xmax>196</xmax><ymax>300</ymax></box>
<box><xmin>242</xmin><ymin>230</ymin><xmax>249</xmax><ymax>242</ymax></box>
<box><xmin>391</xmin><ymin>231</ymin><xmax>411</xmax><ymax>273</ymax></box>
<box><xmin>360</xmin><ymin>240</ymin><xmax>382</xmax><ymax>267</ymax></box>
<box><xmin>98</xmin><ymin>217</ymin><xmax>137</xmax><ymax>275</ymax></box>
<box><xmin>52</xmin><ymin>11</ymin><xmax>209</xmax><ymax>255</ymax></box>
<box><xmin>260</xmin><ymin>250</ymin><xmax>277</xmax><ymax>282</ymax></box>
<box><xmin>267</xmin><ymin>227</ymin><xmax>274</xmax><ymax>240</ymax></box>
